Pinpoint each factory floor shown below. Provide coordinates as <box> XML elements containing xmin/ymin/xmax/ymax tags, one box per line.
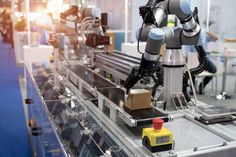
<box><xmin>0</xmin><ymin>38</ymin><xmax>32</xmax><ymax>156</ymax></box>
<box><xmin>196</xmin><ymin>75</ymin><xmax>236</xmax><ymax>109</ymax></box>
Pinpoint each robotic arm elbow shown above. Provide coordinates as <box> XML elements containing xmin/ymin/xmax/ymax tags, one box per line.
<box><xmin>168</xmin><ymin>0</ymin><xmax>200</xmax><ymax>37</ymax></box>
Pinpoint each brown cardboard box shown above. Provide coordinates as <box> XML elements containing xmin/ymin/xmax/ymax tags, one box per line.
<box><xmin>105</xmin><ymin>32</ymin><xmax>115</xmax><ymax>52</ymax></box>
<box><xmin>125</xmin><ymin>89</ymin><xmax>152</xmax><ymax>110</ymax></box>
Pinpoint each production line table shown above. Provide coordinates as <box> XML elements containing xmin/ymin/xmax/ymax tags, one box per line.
<box><xmin>25</xmin><ymin>62</ymin><xmax>236</xmax><ymax>157</ymax></box>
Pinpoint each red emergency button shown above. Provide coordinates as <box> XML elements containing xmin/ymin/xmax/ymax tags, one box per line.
<box><xmin>153</xmin><ymin>118</ymin><xmax>163</xmax><ymax>131</ymax></box>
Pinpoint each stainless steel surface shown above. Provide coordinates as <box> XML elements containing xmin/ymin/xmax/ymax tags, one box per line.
<box><xmin>164</xmin><ymin>118</ymin><xmax>227</xmax><ymax>151</ymax></box>
<box><xmin>177</xmin><ymin>143</ymin><xmax>236</xmax><ymax>157</ymax></box>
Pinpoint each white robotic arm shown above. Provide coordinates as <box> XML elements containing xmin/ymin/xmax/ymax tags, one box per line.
<box><xmin>124</xmin><ymin>0</ymin><xmax>207</xmax><ymax>109</ymax></box>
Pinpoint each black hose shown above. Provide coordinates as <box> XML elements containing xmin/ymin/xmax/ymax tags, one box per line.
<box><xmin>182</xmin><ymin>45</ymin><xmax>208</xmax><ymax>102</ymax></box>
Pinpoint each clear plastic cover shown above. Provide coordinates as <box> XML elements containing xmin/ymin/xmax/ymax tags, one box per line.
<box><xmin>163</xmin><ymin>67</ymin><xmax>184</xmax><ymax>110</ymax></box>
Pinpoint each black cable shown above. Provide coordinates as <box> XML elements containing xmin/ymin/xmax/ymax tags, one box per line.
<box><xmin>137</xmin><ymin>13</ymin><xmax>149</xmax><ymax>54</ymax></box>
<box><xmin>193</xmin><ymin>7</ymin><xmax>200</xmax><ymax>25</ymax></box>
<box><xmin>182</xmin><ymin>46</ymin><xmax>207</xmax><ymax>102</ymax></box>
<box><xmin>182</xmin><ymin>8</ymin><xmax>207</xmax><ymax>102</ymax></box>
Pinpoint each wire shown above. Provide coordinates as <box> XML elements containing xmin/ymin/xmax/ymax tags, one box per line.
<box><xmin>137</xmin><ymin>21</ymin><xmax>145</xmax><ymax>54</ymax></box>
<box><xmin>137</xmin><ymin>12</ymin><xmax>150</xmax><ymax>55</ymax></box>
<box><xmin>185</xmin><ymin>64</ymin><xmax>198</xmax><ymax>106</ymax></box>
<box><xmin>59</xmin><ymin>51</ymin><xmax>71</xmax><ymax>68</ymax></box>
<box><xmin>54</xmin><ymin>48</ymin><xmax>71</xmax><ymax>68</ymax></box>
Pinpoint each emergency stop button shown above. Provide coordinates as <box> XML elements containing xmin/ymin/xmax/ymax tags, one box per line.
<box><xmin>153</xmin><ymin>118</ymin><xmax>163</xmax><ymax>131</ymax></box>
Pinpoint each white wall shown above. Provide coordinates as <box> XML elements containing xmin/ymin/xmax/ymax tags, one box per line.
<box><xmin>96</xmin><ymin>0</ymin><xmax>128</xmax><ymax>30</ymax></box>
<box><xmin>197</xmin><ymin>0</ymin><xmax>236</xmax><ymax>39</ymax></box>
<box><xmin>218</xmin><ymin>0</ymin><xmax>236</xmax><ymax>38</ymax></box>
<box><xmin>131</xmin><ymin>0</ymin><xmax>146</xmax><ymax>42</ymax></box>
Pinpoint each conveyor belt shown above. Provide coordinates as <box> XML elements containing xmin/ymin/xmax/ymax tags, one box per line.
<box><xmin>107</xmin><ymin>52</ymin><xmax>141</xmax><ymax>64</ymax></box>
<box><xmin>81</xmin><ymin>87</ymin><xmax>96</xmax><ymax>100</ymax></box>
<box><xmin>64</xmin><ymin>64</ymin><xmax>167</xmax><ymax>126</ymax></box>
<box><xmin>97</xmin><ymin>88</ymin><xmax>125</xmax><ymax>105</ymax></box>
<box><xmin>96</xmin><ymin>53</ymin><xmax>140</xmax><ymax>68</ymax></box>
<box><xmin>97</xmin><ymin>88</ymin><xmax>167</xmax><ymax>122</ymax></box>
<box><xmin>95</xmin><ymin>52</ymin><xmax>141</xmax><ymax>80</ymax></box>
<box><xmin>70</xmin><ymin>65</ymin><xmax>116</xmax><ymax>89</ymax></box>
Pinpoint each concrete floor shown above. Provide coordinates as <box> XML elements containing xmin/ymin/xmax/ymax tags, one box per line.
<box><xmin>196</xmin><ymin>74</ymin><xmax>236</xmax><ymax>109</ymax></box>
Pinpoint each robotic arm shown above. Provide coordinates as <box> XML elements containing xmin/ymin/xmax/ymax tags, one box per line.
<box><xmin>124</xmin><ymin>0</ymin><xmax>205</xmax><ymax>102</ymax></box>
<box><xmin>124</xmin><ymin>27</ymin><xmax>168</xmax><ymax>96</ymax></box>
<box><xmin>60</xmin><ymin>6</ymin><xmax>111</xmax><ymax>48</ymax></box>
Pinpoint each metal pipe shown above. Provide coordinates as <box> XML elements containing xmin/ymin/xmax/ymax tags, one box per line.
<box><xmin>26</xmin><ymin>0</ymin><xmax>30</xmax><ymax>45</ymax></box>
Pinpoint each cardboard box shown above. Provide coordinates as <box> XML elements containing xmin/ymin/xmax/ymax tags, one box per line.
<box><xmin>125</xmin><ymin>89</ymin><xmax>152</xmax><ymax>110</ymax></box>
<box><xmin>105</xmin><ymin>32</ymin><xmax>115</xmax><ymax>52</ymax></box>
